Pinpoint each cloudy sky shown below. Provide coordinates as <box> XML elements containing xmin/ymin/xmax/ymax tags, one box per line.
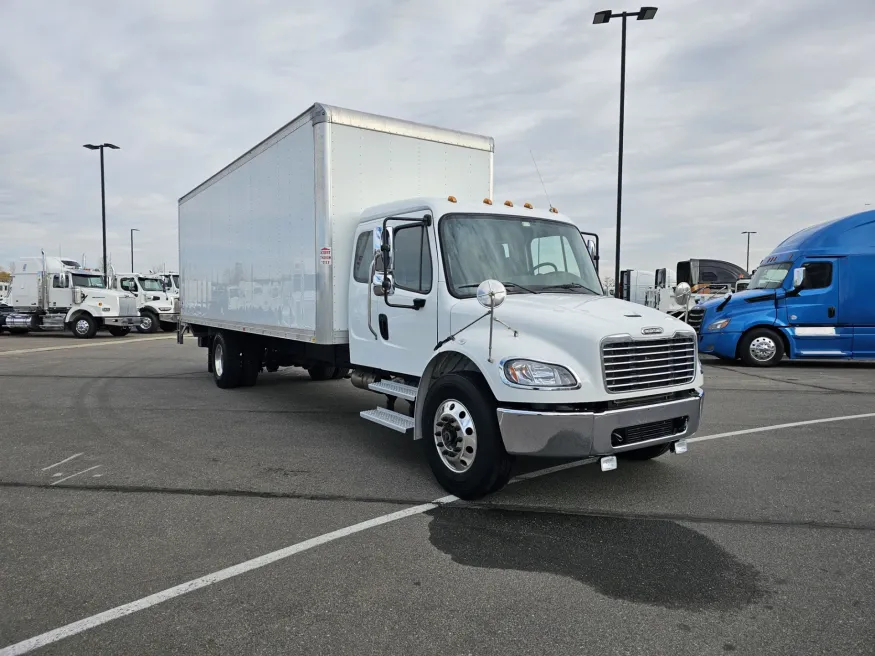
<box><xmin>1</xmin><ymin>0</ymin><xmax>872</xmax><ymax>279</ymax></box>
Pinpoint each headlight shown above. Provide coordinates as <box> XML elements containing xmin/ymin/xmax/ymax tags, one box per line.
<box><xmin>502</xmin><ymin>359</ymin><xmax>578</xmax><ymax>388</ymax></box>
<box><xmin>708</xmin><ymin>318</ymin><xmax>731</xmax><ymax>331</ymax></box>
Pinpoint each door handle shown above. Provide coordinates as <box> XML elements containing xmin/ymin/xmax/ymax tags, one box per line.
<box><xmin>828</xmin><ymin>306</ymin><xmax>836</xmax><ymax>318</ymax></box>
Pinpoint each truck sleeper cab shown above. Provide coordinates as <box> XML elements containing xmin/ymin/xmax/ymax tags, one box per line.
<box><xmin>693</xmin><ymin>210</ymin><xmax>875</xmax><ymax>366</ymax></box>
<box><xmin>177</xmin><ymin>103</ymin><xmax>704</xmax><ymax>498</ymax></box>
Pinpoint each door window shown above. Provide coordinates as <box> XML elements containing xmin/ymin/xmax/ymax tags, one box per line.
<box><xmin>392</xmin><ymin>225</ymin><xmax>432</xmax><ymax>293</ymax></box>
<box><xmin>353</xmin><ymin>232</ymin><xmax>372</xmax><ymax>283</ymax></box>
<box><xmin>120</xmin><ymin>278</ymin><xmax>138</xmax><ymax>293</ymax></box>
<box><xmin>802</xmin><ymin>262</ymin><xmax>832</xmax><ymax>289</ymax></box>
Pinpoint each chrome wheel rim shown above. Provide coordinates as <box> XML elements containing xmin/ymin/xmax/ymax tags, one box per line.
<box><xmin>214</xmin><ymin>343</ymin><xmax>224</xmax><ymax>378</ymax></box>
<box><xmin>140</xmin><ymin>316</ymin><xmax>152</xmax><ymax>330</ymax></box>
<box><xmin>75</xmin><ymin>319</ymin><xmax>90</xmax><ymax>335</ymax></box>
<box><xmin>750</xmin><ymin>336</ymin><xmax>777</xmax><ymax>362</ymax></box>
<box><xmin>433</xmin><ymin>399</ymin><xmax>477</xmax><ymax>473</ymax></box>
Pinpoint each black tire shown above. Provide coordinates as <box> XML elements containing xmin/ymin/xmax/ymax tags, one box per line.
<box><xmin>71</xmin><ymin>314</ymin><xmax>98</xmax><ymax>339</ymax></box>
<box><xmin>307</xmin><ymin>365</ymin><xmax>338</xmax><ymax>381</ymax></box>
<box><xmin>136</xmin><ymin>310</ymin><xmax>159</xmax><ymax>334</ymax></box>
<box><xmin>618</xmin><ymin>443</ymin><xmax>670</xmax><ymax>461</ymax></box>
<box><xmin>738</xmin><ymin>327</ymin><xmax>785</xmax><ymax>367</ymax></box>
<box><xmin>241</xmin><ymin>342</ymin><xmax>262</xmax><ymax>387</ymax></box>
<box><xmin>420</xmin><ymin>372</ymin><xmax>513</xmax><ymax>500</ymax></box>
<box><xmin>108</xmin><ymin>326</ymin><xmax>130</xmax><ymax>337</ymax></box>
<box><xmin>212</xmin><ymin>332</ymin><xmax>243</xmax><ymax>389</ymax></box>
<box><xmin>160</xmin><ymin>321</ymin><xmax>177</xmax><ymax>333</ymax></box>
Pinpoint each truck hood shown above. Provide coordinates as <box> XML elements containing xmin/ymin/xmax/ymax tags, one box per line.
<box><xmin>452</xmin><ymin>293</ymin><xmax>692</xmax><ymax>341</ymax></box>
<box><xmin>698</xmin><ymin>289</ymin><xmax>778</xmax><ymax>330</ymax></box>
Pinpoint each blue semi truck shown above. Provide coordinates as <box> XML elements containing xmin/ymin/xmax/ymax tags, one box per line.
<box><xmin>689</xmin><ymin>209</ymin><xmax>875</xmax><ymax>366</ymax></box>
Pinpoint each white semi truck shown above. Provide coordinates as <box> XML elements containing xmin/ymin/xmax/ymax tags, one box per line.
<box><xmin>1</xmin><ymin>253</ymin><xmax>140</xmax><ymax>337</ymax></box>
<box><xmin>177</xmin><ymin>104</ymin><xmax>704</xmax><ymax>498</ymax></box>
<box><xmin>107</xmin><ymin>270</ymin><xmax>179</xmax><ymax>333</ymax></box>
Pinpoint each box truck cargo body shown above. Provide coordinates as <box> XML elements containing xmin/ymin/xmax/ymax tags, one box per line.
<box><xmin>178</xmin><ymin>103</ymin><xmax>704</xmax><ymax>498</ymax></box>
<box><xmin>179</xmin><ymin>103</ymin><xmax>493</xmax><ymax>353</ymax></box>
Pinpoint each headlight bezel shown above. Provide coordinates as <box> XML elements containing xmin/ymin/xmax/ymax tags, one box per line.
<box><xmin>499</xmin><ymin>358</ymin><xmax>580</xmax><ymax>390</ymax></box>
<box><xmin>707</xmin><ymin>318</ymin><xmax>731</xmax><ymax>331</ymax></box>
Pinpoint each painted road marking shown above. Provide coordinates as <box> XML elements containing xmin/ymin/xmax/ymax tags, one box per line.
<box><xmin>688</xmin><ymin>412</ymin><xmax>875</xmax><ymax>443</ymax></box>
<box><xmin>0</xmin><ymin>335</ymin><xmax>175</xmax><ymax>357</ymax></box>
<box><xmin>41</xmin><ymin>453</ymin><xmax>83</xmax><ymax>471</ymax></box>
<box><xmin>49</xmin><ymin>466</ymin><xmax>101</xmax><ymax>487</ymax></box>
<box><xmin>3</xmin><ymin>411</ymin><xmax>875</xmax><ymax>655</ymax></box>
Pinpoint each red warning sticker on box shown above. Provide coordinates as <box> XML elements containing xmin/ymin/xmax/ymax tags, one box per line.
<box><xmin>320</xmin><ymin>247</ymin><xmax>331</xmax><ymax>265</ymax></box>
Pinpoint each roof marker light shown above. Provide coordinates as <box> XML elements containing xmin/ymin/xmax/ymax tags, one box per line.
<box><xmin>447</xmin><ymin>196</ymin><xmax>457</xmax><ymax>203</ymax></box>
<box><xmin>504</xmin><ymin>200</ymin><xmax>513</xmax><ymax>207</ymax></box>
<box><xmin>549</xmin><ymin>207</ymin><xmax>559</xmax><ymax>213</ymax></box>
<box><xmin>523</xmin><ymin>202</ymin><xmax>533</xmax><ymax>209</ymax></box>
<box><xmin>483</xmin><ymin>198</ymin><xmax>493</xmax><ymax>205</ymax></box>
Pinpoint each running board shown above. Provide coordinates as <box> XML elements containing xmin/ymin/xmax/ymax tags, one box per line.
<box><xmin>360</xmin><ymin>408</ymin><xmax>416</xmax><ymax>433</ymax></box>
<box><xmin>368</xmin><ymin>380</ymin><xmax>417</xmax><ymax>401</ymax></box>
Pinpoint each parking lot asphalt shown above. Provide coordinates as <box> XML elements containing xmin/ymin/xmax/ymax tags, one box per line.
<box><xmin>1</xmin><ymin>333</ymin><xmax>873</xmax><ymax>655</ymax></box>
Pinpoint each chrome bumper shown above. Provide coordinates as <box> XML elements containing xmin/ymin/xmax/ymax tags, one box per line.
<box><xmin>104</xmin><ymin>316</ymin><xmax>141</xmax><ymax>327</ymax></box>
<box><xmin>496</xmin><ymin>388</ymin><xmax>704</xmax><ymax>458</ymax></box>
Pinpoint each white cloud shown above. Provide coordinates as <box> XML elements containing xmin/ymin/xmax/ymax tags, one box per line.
<box><xmin>0</xmin><ymin>0</ymin><xmax>873</xmax><ymax>277</ymax></box>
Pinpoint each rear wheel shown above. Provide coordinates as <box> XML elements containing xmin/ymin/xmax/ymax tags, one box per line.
<box><xmin>71</xmin><ymin>315</ymin><xmax>98</xmax><ymax>339</ymax></box>
<box><xmin>420</xmin><ymin>373</ymin><xmax>513</xmax><ymax>500</ymax></box>
<box><xmin>739</xmin><ymin>327</ymin><xmax>784</xmax><ymax>367</ymax></box>
<box><xmin>212</xmin><ymin>332</ymin><xmax>243</xmax><ymax>389</ymax></box>
<box><xmin>108</xmin><ymin>326</ymin><xmax>130</xmax><ymax>337</ymax></box>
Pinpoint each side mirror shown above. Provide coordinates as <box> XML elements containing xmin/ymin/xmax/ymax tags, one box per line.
<box><xmin>792</xmin><ymin>268</ymin><xmax>805</xmax><ymax>289</ymax></box>
<box><xmin>585</xmin><ymin>239</ymin><xmax>596</xmax><ymax>258</ymax></box>
<box><xmin>476</xmin><ymin>279</ymin><xmax>507</xmax><ymax>309</ymax></box>
<box><xmin>674</xmin><ymin>282</ymin><xmax>692</xmax><ymax>307</ymax></box>
<box><xmin>73</xmin><ymin>288</ymin><xmax>84</xmax><ymax>304</ymax></box>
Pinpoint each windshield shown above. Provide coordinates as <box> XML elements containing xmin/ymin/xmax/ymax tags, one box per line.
<box><xmin>72</xmin><ymin>274</ymin><xmax>105</xmax><ymax>289</ymax></box>
<box><xmin>138</xmin><ymin>277</ymin><xmax>164</xmax><ymax>292</ymax></box>
<box><xmin>748</xmin><ymin>263</ymin><xmax>791</xmax><ymax>289</ymax></box>
<box><xmin>439</xmin><ymin>214</ymin><xmax>603</xmax><ymax>298</ymax></box>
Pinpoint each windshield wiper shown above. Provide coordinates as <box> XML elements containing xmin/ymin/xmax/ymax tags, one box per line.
<box><xmin>458</xmin><ymin>281</ymin><xmax>539</xmax><ymax>294</ymax></box>
<box><xmin>537</xmin><ymin>282</ymin><xmax>600</xmax><ymax>295</ymax></box>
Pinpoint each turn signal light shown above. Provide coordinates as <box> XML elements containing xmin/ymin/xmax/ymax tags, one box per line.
<box><xmin>483</xmin><ymin>198</ymin><xmax>493</xmax><ymax>205</ymax></box>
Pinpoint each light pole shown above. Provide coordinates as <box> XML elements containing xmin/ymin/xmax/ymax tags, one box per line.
<box><xmin>83</xmin><ymin>143</ymin><xmax>120</xmax><ymax>282</ymax></box>
<box><xmin>741</xmin><ymin>231</ymin><xmax>757</xmax><ymax>273</ymax></box>
<box><xmin>593</xmin><ymin>6</ymin><xmax>657</xmax><ymax>297</ymax></box>
<box><xmin>130</xmin><ymin>228</ymin><xmax>139</xmax><ymax>271</ymax></box>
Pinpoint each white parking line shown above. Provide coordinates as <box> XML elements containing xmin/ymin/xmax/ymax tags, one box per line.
<box><xmin>3</xmin><ymin>410</ymin><xmax>874</xmax><ymax>656</ymax></box>
<box><xmin>49</xmin><ymin>466</ymin><xmax>101</xmax><ymax>486</ymax></box>
<box><xmin>0</xmin><ymin>335</ymin><xmax>175</xmax><ymax>357</ymax></box>
<box><xmin>41</xmin><ymin>453</ymin><xmax>84</xmax><ymax>471</ymax></box>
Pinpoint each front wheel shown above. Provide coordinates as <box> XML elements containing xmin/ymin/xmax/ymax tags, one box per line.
<box><xmin>136</xmin><ymin>311</ymin><xmax>159</xmax><ymax>334</ymax></box>
<box><xmin>739</xmin><ymin>327</ymin><xmax>784</xmax><ymax>367</ymax></box>
<box><xmin>71</xmin><ymin>315</ymin><xmax>98</xmax><ymax>339</ymax></box>
<box><xmin>420</xmin><ymin>373</ymin><xmax>513</xmax><ymax>500</ymax></box>
<box><xmin>108</xmin><ymin>326</ymin><xmax>130</xmax><ymax>337</ymax></box>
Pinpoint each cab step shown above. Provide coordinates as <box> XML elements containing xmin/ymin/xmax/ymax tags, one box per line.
<box><xmin>368</xmin><ymin>380</ymin><xmax>417</xmax><ymax>401</ymax></box>
<box><xmin>360</xmin><ymin>407</ymin><xmax>416</xmax><ymax>433</ymax></box>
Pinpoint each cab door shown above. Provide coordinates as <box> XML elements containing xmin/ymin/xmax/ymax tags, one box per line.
<box><xmin>50</xmin><ymin>273</ymin><xmax>74</xmax><ymax>309</ymax></box>
<box><xmin>785</xmin><ymin>258</ymin><xmax>851</xmax><ymax>356</ymax></box>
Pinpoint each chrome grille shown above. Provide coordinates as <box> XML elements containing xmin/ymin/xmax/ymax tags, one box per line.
<box><xmin>602</xmin><ymin>334</ymin><xmax>697</xmax><ymax>393</ymax></box>
<box><xmin>685</xmin><ymin>306</ymin><xmax>705</xmax><ymax>333</ymax></box>
<box><xmin>120</xmin><ymin>297</ymin><xmax>138</xmax><ymax>317</ymax></box>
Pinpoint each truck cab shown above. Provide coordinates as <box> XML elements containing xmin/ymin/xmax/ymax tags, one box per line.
<box><xmin>694</xmin><ymin>210</ymin><xmax>875</xmax><ymax>365</ymax></box>
<box><xmin>109</xmin><ymin>271</ymin><xmax>179</xmax><ymax>333</ymax></box>
<box><xmin>3</xmin><ymin>255</ymin><xmax>140</xmax><ymax>338</ymax></box>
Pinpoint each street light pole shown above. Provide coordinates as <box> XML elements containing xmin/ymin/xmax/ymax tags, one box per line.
<box><xmin>130</xmin><ymin>228</ymin><xmax>139</xmax><ymax>271</ymax></box>
<box><xmin>593</xmin><ymin>7</ymin><xmax>658</xmax><ymax>298</ymax></box>
<box><xmin>741</xmin><ymin>231</ymin><xmax>757</xmax><ymax>273</ymax></box>
<box><xmin>83</xmin><ymin>143</ymin><xmax>120</xmax><ymax>283</ymax></box>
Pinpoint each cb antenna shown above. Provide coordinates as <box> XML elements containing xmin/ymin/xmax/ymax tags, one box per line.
<box><xmin>530</xmin><ymin>150</ymin><xmax>553</xmax><ymax>210</ymax></box>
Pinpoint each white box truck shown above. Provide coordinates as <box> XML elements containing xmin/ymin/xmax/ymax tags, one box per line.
<box><xmin>178</xmin><ymin>103</ymin><xmax>704</xmax><ymax>498</ymax></box>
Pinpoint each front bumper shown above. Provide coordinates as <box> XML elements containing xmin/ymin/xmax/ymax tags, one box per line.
<box><xmin>496</xmin><ymin>388</ymin><xmax>704</xmax><ymax>458</ymax></box>
<box><xmin>159</xmin><ymin>313</ymin><xmax>179</xmax><ymax>323</ymax></box>
<box><xmin>104</xmin><ymin>315</ymin><xmax>141</xmax><ymax>327</ymax></box>
<box><xmin>697</xmin><ymin>330</ymin><xmax>741</xmax><ymax>359</ymax></box>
